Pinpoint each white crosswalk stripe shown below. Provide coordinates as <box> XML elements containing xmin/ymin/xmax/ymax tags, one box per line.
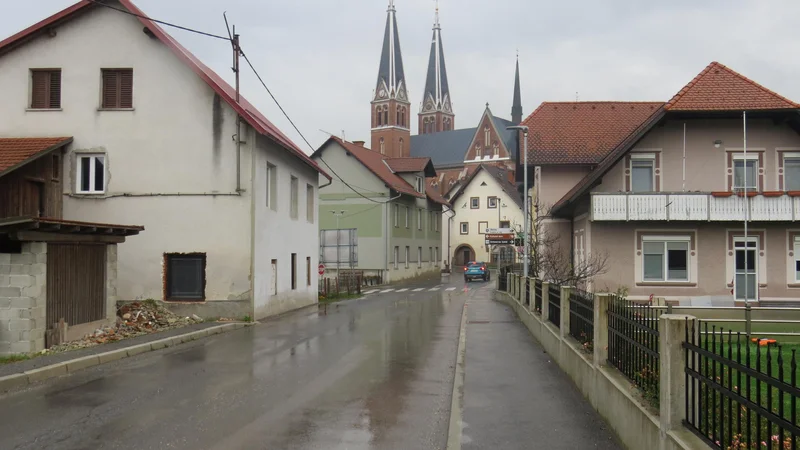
<box><xmin>445</xmin><ymin>287</ymin><xmax>456</xmax><ymax>291</ymax></box>
<box><xmin>364</xmin><ymin>289</ymin><xmax>379</xmax><ymax>294</ymax></box>
<box><xmin>412</xmin><ymin>288</ymin><xmax>425</xmax><ymax>292</ymax></box>
<box><xmin>396</xmin><ymin>288</ymin><xmax>409</xmax><ymax>292</ymax></box>
<box><xmin>428</xmin><ymin>287</ymin><xmax>440</xmax><ymax>292</ymax></box>
<box><xmin>380</xmin><ymin>289</ymin><xmax>395</xmax><ymax>293</ymax></box>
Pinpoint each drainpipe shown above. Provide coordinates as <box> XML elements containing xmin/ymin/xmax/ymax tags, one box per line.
<box><xmin>443</xmin><ymin>204</ymin><xmax>456</xmax><ymax>270</ymax></box>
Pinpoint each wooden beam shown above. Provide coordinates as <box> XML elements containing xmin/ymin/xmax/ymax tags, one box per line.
<box><xmin>10</xmin><ymin>231</ymin><xmax>125</xmax><ymax>244</ymax></box>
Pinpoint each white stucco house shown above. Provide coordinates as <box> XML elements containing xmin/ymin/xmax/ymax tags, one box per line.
<box><xmin>441</xmin><ymin>164</ymin><xmax>524</xmax><ymax>267</ymax></box>
<box><xmin>0</xmin><ymin>0</ymin><xmax>331</xmax><ymax>320</ymax></box>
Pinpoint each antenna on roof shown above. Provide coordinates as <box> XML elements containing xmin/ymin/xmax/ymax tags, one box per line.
<box><xmin>342</xmin><ymin>130</ymin><xmax>346</xmax><ymax>141</ymax></box>
<box><xmin>575</xmin><ymin>91</ymin><xmax>579</xmax><ymax>101</ymax></box>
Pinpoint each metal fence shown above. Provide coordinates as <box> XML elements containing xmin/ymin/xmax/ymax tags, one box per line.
<box><xmin>569</xmin><ymin>289</ymin><xmax>594</xmax><ymax>348</ymax></box>
<box><xmin>548</xmin><ymin>284</ymin><xmax>561</xmax><ymax>327</ymax></box>
<box><xmin>608</xmin><ymin>295</ymin><xmax>660</xmax><ymax>404</ymax></box>
<box><xmin>684</xmin><ymin>321</ymin><xmax>800</xmax><ymax>450</ymax></box>
<box><xmin>534</xmin><ymin>279</ymin><xmax>543</xmax><ymax>313</ymax></box>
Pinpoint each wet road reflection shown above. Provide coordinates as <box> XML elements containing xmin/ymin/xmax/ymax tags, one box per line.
<box><xmin>0</xmin><ymin>278</ymin><xmax>468</xmax><ymax>450</ymax></box>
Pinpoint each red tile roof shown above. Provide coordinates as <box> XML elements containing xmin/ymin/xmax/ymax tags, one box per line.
<box><xmin>385</xmin><ymin>157</ymin><xmax>431</xmax><ymax>173</ymax></box>
<box><xmin>0</xmin><ymin>1</ymin><xmax>330</xmax><ymax>181</ymax></box>
<box><xmin>666</xmin><ymin>62</ymin><xmax>800</xmax><ymax>111</ymax></box>
<box><xmin>329</xmin><ymin>137</ymin><xmax>424</xmax><ymax>199</ymax></box>
<box><xmin>0</xmin><ymin>137</ymin><xmax>72</xmax><ymax>176</ymax></box>
<box><xmin>523</xmin><ymin>102</ymin><xmax>663</xmax><ymax>165</ymax></box>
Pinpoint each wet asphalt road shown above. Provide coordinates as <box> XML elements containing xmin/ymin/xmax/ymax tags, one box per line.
<box><xmin>0</xmin><ymin>276</ymin><xmax>467</xmax><ymax>450</ymax></box>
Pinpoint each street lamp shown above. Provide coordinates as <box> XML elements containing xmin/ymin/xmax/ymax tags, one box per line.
<box><xmin>330</xmin><ymin>210</ymin><xmax>346</xmax><ymax>275</ymax></box>
<box><xmin>506</xmin><ymin>125</ymin><xmax>529</xmax><ymax>277</ymax></box>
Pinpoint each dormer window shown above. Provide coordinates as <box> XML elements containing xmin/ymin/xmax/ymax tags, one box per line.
<box><xmin>415</xmin><ymin>176</ymin><xmax>423</xmax><ymax>193</ymax></box>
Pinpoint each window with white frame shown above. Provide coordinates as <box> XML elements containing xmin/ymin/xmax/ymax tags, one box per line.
<box><xmin>630</xmin><ymin>154</ymin><xmax>655</xmax><ymax>192</ymax></box>
<box><xmin>266</xmin><ymin>163</ymin><xmax>277</xmax><ymax>211</ymax></box>
<box><xmin>488</xmin><ymin>197</ymin><xmax>498</xmax><ymax>209</ymax></box>
<box><xmin>470</xmin><ymin>197</ymin><xmax>479</xmax><ymax>209</ymax></box>
<box><xmin>290</xmin><ymin>176</ymin><xmax>299</xmax><ymax>219</ymax></box>
<box><xmin>642</xmin><ymin>236</ymin><xmax>690</xmax><ymax>282</ymax></box>
<box><xmin>460</xmin><ymin>222</ymin><xmax>468</xmax><ymax>234</ymax></box>
<box><xmin>794</xmin><ymin>237</ymin><xmax>800</xmax><ymax>282</ymax></box>
<box><xmin>785</xmin><ymin>154</ymin><xmax>800</xmax><ymax>191</ymax></box>
<box><xmin>76</xmin><ymin>154</ymin><xmax>105</xmax><ymax>194</ymax></box>
<box><xmin>733</xmin><ymin>154</ymin><xmax>758</xmax><ymax>191</ymax></box>
<box><xmin>415</xmin><ymin>176</ymin><xmax>423</xmax><ymax>193</ymax></box>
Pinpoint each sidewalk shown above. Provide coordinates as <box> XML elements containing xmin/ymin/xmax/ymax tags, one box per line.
<box><xmin>460</xmin><ymin>287</ymin><xmax>620</xmax><ymax>450</ymax></box>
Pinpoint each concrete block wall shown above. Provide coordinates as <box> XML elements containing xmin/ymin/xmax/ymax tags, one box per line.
<box><xmin>0</xmin><ymin>243</ymin><xmax>47</xmax><ymax>355</ymax></box>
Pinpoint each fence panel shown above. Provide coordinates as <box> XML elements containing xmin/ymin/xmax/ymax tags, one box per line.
<box><xmin>607</xmin><ymin>295</ymin><xmax>660</xmax><ymax>404</ymax></box>
<box><xmin>524</xmin><ymin>278</ymin><xmax>530</xmax><ymax>306</ymax></box>
<box><xmin>684</xmin><ymin>321</ymin><xmax>800</xmax><ymax>450</ymax></box>
<box><xmin>548</xmin><ymin>284</ymin><xmax>561</xmax><ymax>327</ymax></box>
<box><xmin>534</xmin><ymin>279</ymin><xmax>542</xmax><ymax>314</ymax></box>
<box><xmin>569</xmin><ymin>289</ymin><xmax>594</xmax><ymax>349</ymax></box>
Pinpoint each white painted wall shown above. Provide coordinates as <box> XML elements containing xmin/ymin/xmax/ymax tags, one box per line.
<box><xmin>445</xmin><ymin>170</ymin><xmax>524</xmax><ymax>264</ymax></box>
<box><xmin>0</xmin><ymin>3</ymin><xmax>318</xmax><ymax>318</ymax></box>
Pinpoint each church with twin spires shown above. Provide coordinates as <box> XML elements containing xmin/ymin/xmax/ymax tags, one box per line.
<box><xmin>369</xmin><ymin>0</ymin><xmax>525</xmax><ymax>197</ymax></box>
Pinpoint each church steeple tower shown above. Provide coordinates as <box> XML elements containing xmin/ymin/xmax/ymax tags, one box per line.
<box><xmin>419</xmin><ymin>1</ymin><xmax>454</xmax><ymax>135</ymax></box>
<box><xmin>371</xmin><ymin>0</ymin><xmax>411</xmax><ymax>158</ymax></box>
<box><xmin>511</xmin><ymin>54</ymin><xmax>523</xmax><ymax>124</ymax></box>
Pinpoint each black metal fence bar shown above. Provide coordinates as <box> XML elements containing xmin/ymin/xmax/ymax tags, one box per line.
<box><xmin>607</xmin><ymin>296</ymin><xmax>660</xmax><ymax>402</ymax></box>
<box><xmin>534</xmin><ymin>279</ymin><xmax>543</xmax><ymax>313</ymax></box>
<box><xmin>524</xmin><ymin>278</ymin><xmax>530</xmax><ymax>306</ymax></box>
<box><xmin>684</xmin><ymin>320</ymin><xmax>800</xmax><ymax>450</ymax></box>
<box><xmin>569</xmin><ymin>289</ymin><xmax>594</xmax><ymax>347</ymax></box>
<box><xmin>548</xmin><ymin>284</ymin><xmax>561</xmax><ymax>327</ymax></box>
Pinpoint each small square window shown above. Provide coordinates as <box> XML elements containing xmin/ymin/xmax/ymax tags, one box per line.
<box><xmin>30</xmin><ymin>69</ymin><xmax>61</xmax><ymax>109</ymax></box>
<box><xmin>165</xmin><ymin>253</ymin><xmax>206</xmax><ymax>301</ymax></box>
<box><xmin>101</xmin><ymin>69</ymin><xmax>133</xmax><ymax>109</ymax></box>
<box><xmin>488</xmin><ymin>197</ymin><xmax>498</xmax><ymax>209</ymax></box>
<box><xmin>460</xmin><ymin>222</ymin><xmax>469</xmax><ymax>234</ymax></box>
<box><xmin>76</xmin><ymin>154</ymin><xmax>105</xmax><ymax>194</ymax></box>
<box><xmin>470</xmin><ymin>197</ymin><xmax>479</xmax><ymax>209</ymax></box>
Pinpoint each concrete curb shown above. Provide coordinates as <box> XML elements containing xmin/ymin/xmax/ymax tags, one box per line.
<box><xmin>446</xmin><ymin>302</ymin><xmax>468</xmax><ymax>450</ymax></box>
<box><xmin>0</xmin><ymin>322</ymin><xmax>251</xmax><ymax>394</ymax></box>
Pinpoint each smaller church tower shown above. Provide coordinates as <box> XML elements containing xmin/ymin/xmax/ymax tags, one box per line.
<box><xmin>511</xmin><ymin>55</ymin><xmax>523</xmax><ymax>124</ymax></box>
<box><xmin>371</xmin><ymin>0</ymin><xmax>411</xmax><ymax>158</ymax></box>
<box><xmin>418</xmin><ymin>3</ymin><xmax>454</xmax><ymax>135</ymax></box>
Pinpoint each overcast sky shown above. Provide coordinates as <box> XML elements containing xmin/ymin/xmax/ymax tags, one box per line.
<box><xmin>4</xmin><ymin>1</ymin><xmax>800</xmax><ymax>153</ymax></box>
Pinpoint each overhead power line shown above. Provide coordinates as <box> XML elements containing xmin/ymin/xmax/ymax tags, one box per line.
<box><xmin>86</xmin><ymin>0</ymin><xmax>231</xmax><ymax>41</ymax></box>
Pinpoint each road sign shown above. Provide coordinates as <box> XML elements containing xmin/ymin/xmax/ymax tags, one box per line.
<box><xmin>486</xmin><ymin>233</ymin><xmax>514</xmax><ymax>245</ymax></box>
<box><xmin>485</xmin><ymin>227</ymin><xmax>514</xmax><ymax>235</ymax></box>
<box><xmin>318</xmin><ymin>263</ymin><xmax>325</xmax><ymax>275</ymax></box>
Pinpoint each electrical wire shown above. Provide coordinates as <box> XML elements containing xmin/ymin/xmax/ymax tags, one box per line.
<box><xmin>85</xmin><ymin>0</ymin><xmax>231</xmax><ymax>41</ymax></box>
<box><xmin>240</xmin><ymin>49</ymin><xmax>397</xmax><ymax>204</ymax></box>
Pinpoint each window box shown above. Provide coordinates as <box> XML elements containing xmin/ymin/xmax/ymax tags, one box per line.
<box><xmin>762</xmin><ymin>191</ymin><xmax>784</xmax><ymax>198</ymax></box>
<box><xmin>735</xmin><ymin>191</ymin><xmax>758</xmax><ymax>198</ymax></box>
<box><xmin>788</xmin><ymin>191</ymin><xmax>800</xmax><ymax>197</ymax></box>
<box><xmin>712</xmin><ymin>191</ymin><xmax>733</xmax><ymax>198</ymax></box>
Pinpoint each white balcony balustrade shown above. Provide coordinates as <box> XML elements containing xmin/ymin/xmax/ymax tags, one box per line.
<box><xmin>591</xmin><ymin>192</ymin><xmax>800</xmax><ymax>221</ymax></box>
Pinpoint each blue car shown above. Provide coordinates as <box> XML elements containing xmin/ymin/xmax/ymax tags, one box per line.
<box><xmin>464</xmin><ymin>261</ymin><xmax>490</xmax><ymax>282</ymax></box>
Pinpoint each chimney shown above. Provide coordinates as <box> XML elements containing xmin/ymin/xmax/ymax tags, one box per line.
<box><xmin>353</xmin><ymin>140</ymin><xmax>365</xmax><ymax>147</ymax></box>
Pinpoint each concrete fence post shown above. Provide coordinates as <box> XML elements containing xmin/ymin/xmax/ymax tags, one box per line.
<box><xmin>659</xmin><ymin>314</ymin><xmax>695</xmax><ymax>439</ymax></box>
<box><xmin>541</xmin><ymin>281</ymin><xmax>550</xmax><ymax>323</ymax></box>
<box><xmin>593</xmin><ymin>293</ymin><xmax>611</xmax><ymax>368</ymax></box>
<box><xmin>560</xmin><ymin>286</ymin><xmax>572</xmax><ymax>337</ymax></box>
<box><xmin>527</xmin><ymin>277</ymin><xmax>535</xmax><ymax>313</ymax></box>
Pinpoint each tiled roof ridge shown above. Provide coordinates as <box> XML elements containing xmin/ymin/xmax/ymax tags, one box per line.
<box><xmin>665</xmin><ymin>61</ymin><xmax>800</xmax><ymax>110</ymax></box>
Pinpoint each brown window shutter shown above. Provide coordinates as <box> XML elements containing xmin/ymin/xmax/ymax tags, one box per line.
<box><xmin>119</xmin><ymin>69</ymin><xmax>133</xmax><ymax>108</ymax></box>
<box><xmin>102</xmin><ymin>70</ymin><xmax>118</xmax><ymax>108</ymax></box>
<box><xmin>49</xmin><ymin>70</ymin><xmax>61</xmax><ymax>108</ymax></box>
<box><xmin>31</xmin><ymin>71</ymin><xmax>49</xmax><ymax>109</ymax></box>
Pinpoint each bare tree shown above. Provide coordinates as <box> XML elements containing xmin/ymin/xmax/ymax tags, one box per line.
<box><xmin>516</xmin><ymin>197</ymin><xmax>609</xmax><ymax>289</ymax></box>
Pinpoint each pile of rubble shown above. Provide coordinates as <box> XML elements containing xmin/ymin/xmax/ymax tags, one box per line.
<box><xmin>46</xmin><ymin>300</ymin><xmax>204</xmax><ymax>353</ymax></box>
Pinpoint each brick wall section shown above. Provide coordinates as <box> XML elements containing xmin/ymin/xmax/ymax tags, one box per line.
<box><xmin>106</xmin><ymin>244</ymin><xmax>117</xmax><ymax>321</ymax></box>
<box><xmin>0</xmin><ymin>242</ymin><xmax>47</xmax><ymax>355</ymax></box>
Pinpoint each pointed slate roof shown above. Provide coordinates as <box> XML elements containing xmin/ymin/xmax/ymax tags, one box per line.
<box><xmin>665</xmin><ymin>62</ymin><xmax>800</xmax><ymax>111</ymax></box>
<box><xmin>421</xmin><ymin>7</ymin><xmax>451</xmax><ymax>115</ymax></box>
<box><xmin>511</xmin><ymin>57</ymin><xmax>523</xmax><ymax>124</ymax></box>
<box><xmin>0</xmin><ymin>0</ymin><xmax>330</xmax><ymax>181</ymax></box>
<box><xmin>374</xmin><ymin>1</ymin><xmax>408</xmax><ymax>102</ymax></box>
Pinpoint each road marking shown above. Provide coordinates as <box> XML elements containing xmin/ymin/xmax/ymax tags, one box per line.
<box><xmin>447</xmin><ymin>302</ymin><xmax>468</xmax><ymax>450</ymax></box>
<box><xmin>446</xmin><ymin>287</ymin><xmax>456</xmax><ymax>291</ymax></box>
<box><xmin>380</xmin><ymin>289</ymin><xmax>395</xmax><ymax>293</ymax></box>
<box><xmin>363</xmin><ymin>289</ymin><xmax>379</xmax><ymax>294</ymax></box>
<box><xmin>397</xmin><ymin>288</ymin><xmax>409</xmax><ymax>292</ymax></box>
<box><xmin>429</xmin><ymin>287</ymin><xmax>440</xmax><ymax>292</ymax></box>
<box><xmin>412</xmin><ymin>288</ymin><xmax>425</xmax><ymax>292</ymax></box>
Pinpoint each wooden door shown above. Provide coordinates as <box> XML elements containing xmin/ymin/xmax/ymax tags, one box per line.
<box><xmin>46</xmin><ymin>244</ymin><xmax>106</xmax><ymax>329</ymax></box>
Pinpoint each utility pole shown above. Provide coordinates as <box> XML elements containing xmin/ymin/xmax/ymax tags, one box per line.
<box><xmin>507</xmin><ymin>126</ymin><xmax>529</xmax><ymax>277</ymax></box>
<box><xmin>224</xmin><ymin>13</ymin><xmax>243</xmax><ymax>193</ymax></box>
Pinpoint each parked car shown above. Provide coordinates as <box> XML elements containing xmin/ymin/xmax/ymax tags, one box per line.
<box><xmin>464</xmin><ymin>262</ymin><xmax>490</xmax><ymax>282</ymax></box>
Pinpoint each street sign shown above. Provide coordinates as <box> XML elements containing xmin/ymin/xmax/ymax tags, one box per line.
<box><xmin>486</xmin><ymin>232</ymin><xmax>514</xmax><ymax>245</ymax></box>
<box><xmin>318</xmin><ymin>263</ymin><xmax>325</xmax><ymax>275</ymax></box>
<box><xmin>485</xmin><ymin>227</ymin><xmax>514</xmax><ymax>235</ymax></box>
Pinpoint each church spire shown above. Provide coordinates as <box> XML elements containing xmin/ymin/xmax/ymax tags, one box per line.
<box><xmin>419</xmin><ymin>1</ymin><xmax>454</xmax><ymax>134</ymax></box>
<box><xmin>374</xmin><ymin>0</ymin><xmax>407</xmax><ymax>103</ymax></box>
<box><xmin>511</xmin><ymin>53</ymin><xmax>523</xmax><ymax>124</ymax></box>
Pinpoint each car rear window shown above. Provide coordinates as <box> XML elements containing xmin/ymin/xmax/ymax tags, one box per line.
<box><xmin>469</xmin><ymin>263</ymin><xmax>483</xmax><ymax>268</ymax></box>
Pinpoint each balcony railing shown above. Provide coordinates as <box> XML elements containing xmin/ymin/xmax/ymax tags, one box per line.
<box><xmin>591</xmin><ymin>192</ymin><xmax>800</xmax><ymax>221</ymax></box>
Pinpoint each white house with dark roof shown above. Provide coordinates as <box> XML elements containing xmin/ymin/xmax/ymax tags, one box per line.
<box><xmin>0</xmin><ymin>0</ymin><xmax>331</xmax><ymax>321</ymax></box>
